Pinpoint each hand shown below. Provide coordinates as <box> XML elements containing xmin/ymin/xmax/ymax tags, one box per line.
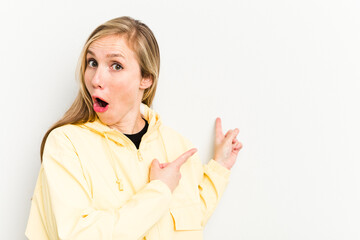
<box><xmin>149</xmin><ymin>148</ymin><xmax>197</xmax><ymax>192</ymax></box>
<box><xmin>213</xmin><ymin>117</ymin><xmax>243</xmax><ymax>170</ymax></box>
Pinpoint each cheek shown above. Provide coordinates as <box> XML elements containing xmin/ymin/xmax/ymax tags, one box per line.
<box><xmin>113</xmin><ymin>81</ymin><xmax>132</xmax><ymax>98</ymax></box>
<box><xmin>111</xmin><ymin>79</ymin><xmax>139</xmax><ymax>102</ymax></box>
<box><xmin>84</xmin><ymin>70</ymin><xmax>95</xmax><ymax>91</ymax></box>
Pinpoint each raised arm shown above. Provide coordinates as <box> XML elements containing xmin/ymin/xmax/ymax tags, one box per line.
<box><xmin>185</xmin><ymin>117</ymin><xmax>243</xmax><ymax>226</ymax></box>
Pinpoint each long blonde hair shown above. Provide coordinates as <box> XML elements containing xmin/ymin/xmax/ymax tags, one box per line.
<box><xmin>40</xmin><ymin>16</ymin><xmax>160</xmax><ymax>162</ymax></box>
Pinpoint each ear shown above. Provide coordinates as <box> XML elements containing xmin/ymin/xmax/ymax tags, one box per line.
<box><xmin>140</xmin><ymin>76</ymin><xmax>153</xmax><ymax>90</ymax></box>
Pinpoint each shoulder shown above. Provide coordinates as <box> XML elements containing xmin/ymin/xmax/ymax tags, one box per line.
<box><xmin>159</xmin><ymin>124</ymin><xmax>191</xmax><ymax>142</ymax></box>
<box><xmin>158</xmin><ymin>124</ymin><xmax>195</xmax><ymax>152</ymax></box>
<box><xmin>44</xmin><ymin>124</ymin><xmax>91</xmax><ymax>157</ymax></box>
<box><xmin>159</xmin><ymin>124</ymin><xmax>181</xmax><ymax>137</ymax></box>
<box><xmin>49</xmin><ymin>123</ymin><xmax>85</xmax><ymax>136</ymax></box>
<box><xmin>42</xmin><ymin>125</ymin><xmax>90</xmax><ymax>184</ymax></box>
<box><xmin>47</xmin><ymin>123</ymin><xmax>92</xmax><ymax>144</ymax></box>
<box><xmin>45</xmin><ymin>124</ymin><xmax>81</xmax><ymax>150</ymax></box>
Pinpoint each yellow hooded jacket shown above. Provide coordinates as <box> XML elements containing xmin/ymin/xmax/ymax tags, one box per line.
<box><xmin>25</xmin><ymin>103</ymin><xmax>231</xmax><ymax>240</ymax></box>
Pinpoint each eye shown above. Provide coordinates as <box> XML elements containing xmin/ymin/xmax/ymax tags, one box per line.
<box><xmin>88</xmin><ymin>59</ymin><xmax>97</xmax><ymax>68</ymax></box>
<box><xmin>111</xmin><ymin>63</ymin><xmax>123</xmax><ymax>71</ymax></box>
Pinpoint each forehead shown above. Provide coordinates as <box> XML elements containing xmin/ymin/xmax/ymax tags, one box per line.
<box><xmin>87</xmin><ymin>35</ymin><xmax>135</xmax><ymax>58</ymax></box>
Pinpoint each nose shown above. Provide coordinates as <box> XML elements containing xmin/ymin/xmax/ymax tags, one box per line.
<box><xmin>91</xmin><ymin>67</ymin><xmax>105</xmax><ymax>89</ymax></box>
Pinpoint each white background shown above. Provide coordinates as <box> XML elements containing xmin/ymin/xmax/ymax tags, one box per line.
<box><xmin>1</xmin><ymin>0</ymin><xmax>359</xmax><ymax>239</ymax></box>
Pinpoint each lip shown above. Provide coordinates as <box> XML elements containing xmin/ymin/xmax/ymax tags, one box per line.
<box><xmin>92</xmin><ymin>95</ymin><xmax>109</xmax><ymax>104</ymax></box>
<box><xmin>92</xmin><ymin>95</ymin><xmax>109</xmax><ymax>113</ymax></box>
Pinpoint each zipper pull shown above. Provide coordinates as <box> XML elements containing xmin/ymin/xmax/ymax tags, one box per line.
<box><xmin>137</xmin><ymin>150</ymin><xmax>143</xmax><ymax>161</ymax></box>
<box><xmin>116</xmin><ymin>179</ymin><xmax>124</xmax><ymax>191</ymax></box>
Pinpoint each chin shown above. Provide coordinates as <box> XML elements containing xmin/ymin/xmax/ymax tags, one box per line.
<box><xmin>96</xmin><ymin>113</ymin><xmax>115</xmax><ymax>125</ymax></box>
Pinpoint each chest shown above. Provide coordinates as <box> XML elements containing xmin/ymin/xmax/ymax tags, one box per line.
<box><xmin>75</xmin><ymin>136</ymin><xmax>199</xmax><ymax>210</ymax></box>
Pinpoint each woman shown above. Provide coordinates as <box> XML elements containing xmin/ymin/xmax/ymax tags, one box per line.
<box><xmin>25</xmin><ymin>16</ymin><xmax>242</xmax><ymax>240</ymax></box>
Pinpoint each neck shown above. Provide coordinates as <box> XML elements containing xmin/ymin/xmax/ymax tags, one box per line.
<box><xmin>108</xmin><ymin>110</ymin><xmax>145</xmax><ymax>135</ymax></box>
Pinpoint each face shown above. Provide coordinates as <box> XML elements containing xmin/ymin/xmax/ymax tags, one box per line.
<box><xmin>84</xmin><ymin>35</ymin><xmax>152</xmax><ymax>127</ymax></box>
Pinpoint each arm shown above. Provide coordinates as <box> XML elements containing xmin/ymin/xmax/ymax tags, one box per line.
<box><xmin>187</xmin><ymin>146</ymin><xmax>231</xmax><ymax>227</ymax></box>
<box><xmin>185</xmin><ymin>117</ymin><xmax>242</xmax><ymax>227</ymax></box>
<box><xmin>26</xmin><ymin>128</ymin><xmax>172</xmax><ymax>240</ymax></box>
<box><xmin>199</xmin><ymin>159</ymin><xmax>231</xmax><ymax>226</ymax></box>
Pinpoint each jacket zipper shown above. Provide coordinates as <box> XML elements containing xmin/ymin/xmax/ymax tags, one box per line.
<box><xmin>137</xmin><ymin>150</ymin><xmax>144</xmax><ymax>161</ymax></box>
<box><xmin>109</xmin><ymin>121</ymin><xmax>160</xmax><ymax>163</ymax></box>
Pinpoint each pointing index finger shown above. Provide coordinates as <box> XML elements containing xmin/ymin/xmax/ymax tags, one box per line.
<box><xmin>216</xmin><ymin>117</ymin><xmax>223</xmax><ymax>138</ymax></box>
<box><xmin>172</xmin><ymin>148</ymin><xmax>197</xmax><ymax>168</ymax></box>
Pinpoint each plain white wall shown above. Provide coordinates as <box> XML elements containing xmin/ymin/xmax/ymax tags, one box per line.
<box><xmin>1</xmin><ymin>0</ymin><xmax>359</xmax><ymax>239</ymax></box>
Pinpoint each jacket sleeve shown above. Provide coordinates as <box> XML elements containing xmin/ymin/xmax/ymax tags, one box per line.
<box><xmin>198</xmin><ymin>159</ymin><xmax>231</xmax><ymax>226</ymax></box>
<box><xmin>25</xmin><ymin>128</ymin><xmax>172</xmax><ymax>240</ymax></box>
<box><xmin>183</xmin><ymin>138</ymin><xmax>231</xmax><ymax>227</ymax></box>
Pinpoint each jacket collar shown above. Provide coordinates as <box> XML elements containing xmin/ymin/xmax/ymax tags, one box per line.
<box><xmin>79</xmin><ymin>103</ymin><xmax>162</xmax><ymax>146</ymax></box>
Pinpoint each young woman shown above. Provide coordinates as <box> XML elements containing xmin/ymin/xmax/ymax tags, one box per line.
<box><xmin>25</xmin><ymin>16</ymin><xmax>243</xmax><ymax>240</ymax></box>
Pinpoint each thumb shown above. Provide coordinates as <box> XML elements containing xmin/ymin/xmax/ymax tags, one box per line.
<box><xmin>151</xmin><ymin>159</ymin><xmax>161</xmax><ymax>169</ymax></box>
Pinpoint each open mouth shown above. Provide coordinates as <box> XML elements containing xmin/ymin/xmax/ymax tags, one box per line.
<box><xmin>93</xmin><ymin>96</ymin><xmax>109</xmax><ymax>112</ymax></box>
<box><xmin>95</xmin><ymin>97</ymin><xmax>108</xmax><ymax>107</ymax></box>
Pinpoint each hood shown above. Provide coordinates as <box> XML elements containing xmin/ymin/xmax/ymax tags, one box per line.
<box><xmin>79</xmin><ymin>103</ymin><xmax>163</xmax><ymax>147</ymax></box>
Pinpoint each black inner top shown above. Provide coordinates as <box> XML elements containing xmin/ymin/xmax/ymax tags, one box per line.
<box><xmin>124</xmin><ymin>118</ymin><xmax>149</xmax><ymax>149</ymax></box>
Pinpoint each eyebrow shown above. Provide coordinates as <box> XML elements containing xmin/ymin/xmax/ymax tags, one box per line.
<box><xmin>87</xmin><ymin>50</ymin><xmax>125</xmax><ymax>59</ymax></box>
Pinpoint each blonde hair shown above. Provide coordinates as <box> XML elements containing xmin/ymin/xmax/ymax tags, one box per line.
<box><xmin>40</xmin><ymin>16</ymin><xmax>160</xmax><ymax>161</ymax></box>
